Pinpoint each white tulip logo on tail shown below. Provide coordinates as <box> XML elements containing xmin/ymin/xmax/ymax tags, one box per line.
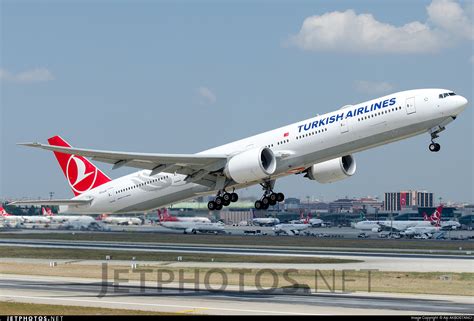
<box><xmin>66</xmin><ymin>155</ymin><xmax>98</xmax><ymax>194</ymax></box>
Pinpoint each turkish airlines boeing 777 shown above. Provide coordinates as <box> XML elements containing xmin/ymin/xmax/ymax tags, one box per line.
<box><xmin>11</xmin><ymin>89</ymin><xmax>467</xmax><ymax>214</ymax></box>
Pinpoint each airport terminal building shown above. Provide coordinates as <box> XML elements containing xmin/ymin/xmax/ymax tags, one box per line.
<box><xmin>384</xmin><ymin>191</ymin><xmax>434</xmax><ymax>212</ymax></box>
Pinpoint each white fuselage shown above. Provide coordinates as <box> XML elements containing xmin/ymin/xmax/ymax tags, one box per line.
<box><xmin>58</xmin><ymin>89</ymin><xmax>467</xmax><ymax>214</ymax></box>
<box><xmin>171</xmin><ymin>217</ymin><xmax>211</xmax><ymax>223</ymax></box>
<box><xmin>21</xmin><ymin>216</ymin><xmax>50</xmax><ymax>224</ymax></box>
<box><xmin>252</xmin><ymin>218</ymin><xmax>281</xmax><ymax>226</ymax></box>
<box><xmin>273</xmin><ymin>223</ymin><xmax>310</xmax><ymax>235</ymax></box>
<box><xmin>160</xmin><ymin>221</ymin><xmax>225</xmax><ymax>233</ymax></box>
<box><xmin>102</xmin><ymin>217</ymin><xmax>142</xmax><ymax>225</ymax></box>
<box><xmin>378</xmin><ymin>220</ymin><xmax>433</xmax><ymax>231</ymax></box>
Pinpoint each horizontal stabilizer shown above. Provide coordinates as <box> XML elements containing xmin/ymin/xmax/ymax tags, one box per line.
<box><xmin>9</xmin><ymin>199</ymin><xmax>92</xmax><ymax>206</ymax></box>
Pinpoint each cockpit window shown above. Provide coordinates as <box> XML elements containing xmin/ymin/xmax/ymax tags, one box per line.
<box><xmin>439</xmin><ymin>92</ymin><xmax>456</xmax><ymax>99</ymax></box>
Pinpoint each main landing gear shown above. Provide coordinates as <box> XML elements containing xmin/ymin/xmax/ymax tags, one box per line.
<box><xmin>254</xmin><ymin>181</ymin><xmax>285</xmax><ymax>210</ymax></box>
<box><xmin>207</xmin><ymin>190</ymin><xmax>239</xmax><ymax>211</ymax></box>
<box><xmin>429</xmin><ymin>126</ymin><xmax>444</xmax><ymax>152</ymax></box>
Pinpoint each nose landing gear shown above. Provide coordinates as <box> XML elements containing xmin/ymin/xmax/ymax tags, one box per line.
<box><xmin>428</xmin><ymin>126</ymin><xmax>444</xmax><ymax>152</ymax></box>
<box><xmin>429</xmin><ymin>142</ymin><xmax>441</xmax><ymax>152</ymax></box>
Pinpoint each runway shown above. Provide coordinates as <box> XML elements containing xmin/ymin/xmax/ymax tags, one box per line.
<box><xmin>0</xmin><ymin>275</ymin><xmax>472</xmax><ymax>315</ymax></box>
<box><xmin>0</xmin><ymin>238</ymin><xmax>472</xmax><ymax>259</ymax></box>
<box><xmin>1</xmin><ymin>238</ymin><xmax>473</xmax><ymax>272</ymax></box>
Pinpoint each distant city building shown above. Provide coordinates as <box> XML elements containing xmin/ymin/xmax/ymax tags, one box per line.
<box><xmin>328</xmin><ymin>198</ymin><xmax>355</xmax><ymax>213</ymax></box>
<box><xmin>284</xmin><ymin>198</ymin><xmax>301</xmax><ymax>210</ymax></box>
<box><xmin>352</xmin><ymin>197</ymin><xmax>384</xmax><ymax>214</ymax></box>
<box><xmin>384</xmin><ymin>191</ymin><xmax>433</xmax><ymax>212</ymax></box>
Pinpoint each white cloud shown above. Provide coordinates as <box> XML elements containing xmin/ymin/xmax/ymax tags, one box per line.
<box><xmin>427</xmin><ymin>0</ymin><xmax>473</xmax><ymax>40</ymax></box>
<box><xmin>0</xmin><ymin>68</ymin><xmax>55</xmax><ymax>84</ymax></box>
<box><xmin>289</xmin><ymin>0</ymin><xmax>472</xmax><ymax>54</ymax></box>
<box><xmin>354</xmin><ymin>80</ymin><xmax>395</xmax><ymax>94</ymax></box>
<box><xmin>196</xmin><ymin>86</ymin><xmax>217</xmax><ymax>105</ymax></box>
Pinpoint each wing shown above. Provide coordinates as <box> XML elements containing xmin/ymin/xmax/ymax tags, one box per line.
<box><xmin>9</xmin><ymin>199</ymin><xmax>93</xmax><ymax>206</ymax></box>
<box><xmin>18</xmin><ymin>142</ymin><xmax>229</xmax><ymax>187</ymax></box>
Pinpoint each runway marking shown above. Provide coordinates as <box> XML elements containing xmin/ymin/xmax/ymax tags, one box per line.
<box><xmin>0</xmin><ymin>294</ymin><xmax>318</xmax><ymax>315</ymax></box>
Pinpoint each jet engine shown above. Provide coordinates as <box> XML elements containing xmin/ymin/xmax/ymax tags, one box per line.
<box><xmin>184</xmin><ymin>228</ymin><xmax>197</xmax><ymax>234</ymax></box>
<box><xmin>224</xmin><ymin>147</ymin><xmax>277</xmax><ymax>183</ymax></box>
<box><xmin>304</xmin><ymin>155</ymin><xmax>356</xmax><ymax>183</ymax></box>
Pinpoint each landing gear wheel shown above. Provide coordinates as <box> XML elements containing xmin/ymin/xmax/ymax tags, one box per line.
<box><xmin>269</xmin><ymin>193</ymin><xmax>278</xmax><ymax>203</ymax></box>
<box><xmin>429</xmin><ymin>143</ymin><xmax>441</xmax><ymax>152</ymax></box>
<box><xmin>223</xmin><ymin>199</ymin><xmax>231</xmax><ymax>206</ymax></box>
<box><xmin>215</xmin><ymin>196</ymin><xmax>224</xmax><ymax>206</ymax></box>
<box><xmin>230</xmin><ymin>193</ymin><xmax>239</xmax><ymax>203</ymax></box>
<box><xmin>261</xmin><ymin>197</ymin><xmax>270</xmax><ymax>207</ymax></box>
<box><xmin>262</xmin><ymin>202</ymin><xmax>269</xmax><ymax>210</ymax></box>
<box><xmin>207</xmin><ymin>201</ymin><xmax>216</xmax><ymax>211</ymax></box>
<box><xmin>222</xmin><ymin>193</ymin><xmax>231</xmax><ymax>203</ymax></box>
<box><xmin>215</xmin><ymin>204</ymin><xmax>223</xmax><ymax>211</ymax></box>
<box><xmin>255</xmin><ymin>200</ymin><xmax>263</xmax><ymax>210</ymax></box>
<box><xmin>277</xmin><ymin>193</ymin><xmax>285</xmax><ymax>202</ymax></box>
<box><xmin>269</xmin><ymin>199</ymin><xmax>277</xmax><ymax>206</ymax></box>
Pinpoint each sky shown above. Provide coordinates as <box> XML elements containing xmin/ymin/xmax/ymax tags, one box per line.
<box><xmin>1</xmin><ymin>0</ymin><xmax>473</xmax><ymax>204</ymax></box>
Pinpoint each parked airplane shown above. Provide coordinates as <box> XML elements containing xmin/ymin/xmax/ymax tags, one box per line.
<box><xmin>11</xmin><ymin>89</ymin><xmax>467</xmax><ymax>214</ymax></box>
<box><xmin>273</xmin><ymin>216</ymin><xmax>310</xmax><ymax>236</ymax></box>
<box><xmin>158</xmin><ymin>214</ymin><xmax>225</xmax><ymax>234</ymax></box>
<box><xmin>423</xmin><ymin>205</ymin><xmax>460</xmax><ymax>230</ymax></box>
<box><xmin>0</xmin><ymin>207</ymin><xmax>24</xmax><ymax>225</ymax></box>
<box><xmin>252</xmin><ymin>216</ymin><xmax>280</xmax><ymax>226</ymax></box>
<box><xmin>302</xmin><ymin>212</ymin><xmax>324</xmax><ymax>227</ymax></box>
<box><xmin>353</xmin><ymin>212</ymin><xmax>382</xmax><ymax>231</ymax></box>
<box><xmin>401</xmin><ymin>225</ymin><xmax>440</xmax><ymax>238</ymax></box>
<box><xmin>98</xmin><ymin>214</ymin><xmax>142</xmax><ymax>225</ymax></box>
<box><xmin>157</xmin><ymin>208</ymin><xmax>211</xmax><ymax>223</ymax></box>
<box><xmin>354</xmin><ymin>212</ymin><xmax>432</xmax><ymax>232</ymax></box>
<box><xmin>42</xmin><ymin>207</ymin><xmax>92</xmax><ymax>224</ymax></box>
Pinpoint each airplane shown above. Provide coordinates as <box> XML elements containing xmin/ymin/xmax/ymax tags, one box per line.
<box><xmin>40</xmin><ymin>206</ymin><xmax>102</xmax><ymax>229</ymax></box>
<box><xmin>378</xmin><ymin>219</ymin><xmax>433</xmax><ymax>232</ymax></box>
<box><xmin>97</xmin><ymin>213</ymin><xmax>142</xmax><ymax>225</ymax></box>
<box><xmin>401</xmin><ymin>225</ymin><xmax>440</xmax><ymax>238</ymax></box>
<box><xmin>353</xmin><ymin>212</ymin><xmax>383</xmax><ymax>231</ymax></box>
<box><xmin>10</xmin><ymin>89</ymin><xmax>468</xmax><ymax>214</ymax></box>
<box><xmin>354</xmin><ymin>211</ymin><xmax>432</xmax><ymax>232</ymax></box>
<box><xmin>423</xmin><ymin>205</ymin><xmax>461</xmax><ymax>230</ymax></box>
<box><xmin>273</xmin><ymin>216</ymin><xmax>310</xmax><ymax>236</ymax></box>
<box><xmin>252</xmin><ymin>215</ymin><xmax>280</xmax><ymax>226</ymax></box>
<box><xmin>157</xmin><ymin>208</ymin><xmax>211</xmax><ymax>223</ymax></box>
<box><xmin>0</xmin><ymin>207</ymin><xmax>24</xmax><ymax>225</ymax></box>
<box><xmin>1</xmin><ymin>206</ymin><xmax>49</xmax><ymax>225</ymax></box>
<box><xmin>158</xmin><ymin>213</ymin><xmax>225</xmax><ymax>234</ymax></box>
<box><xmin>302</xmin><ymin>212</ymin><xmax>324</xmax><ymax>227</ymax></box>
<box><xmin>353</xmin><ymin>219</ymin><xmax>382</xmax><ymax>232</ymax></box>
<box><xmin>42</xmin><ymin>206</ymin><xmax>95</xmax><ymax>224</ymax></box>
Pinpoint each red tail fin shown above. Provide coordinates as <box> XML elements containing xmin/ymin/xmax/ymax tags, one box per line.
<box><xmin>48</xmin><ymin>136</ymin><xmax>111</xmax><ymax>196</ymax></box>
<box><xmin>430</xmin><ymin>205</ymin><xmax>443</xmax><ymax>224</ymax></box>
<box><xmin>42</xmin><ymin>207</ymin><xmax>53</xmax><ymax>216</ymax></box>
<box><xmin>423</xmin><ymin>212</ymin><xmax>429</xmax><ymax>221</ymax></box>
<box><xmin>158</xmin><ymin>208</ymin><xmax>176</xmax><ymax>222</ymax></box>
<box><xmin>0</xmin><ymin>207</ymin><xmax>10</xmax><ymax>216</ymax></box>
<box><xmin>304</xmin><ymin>215</ymin><xmax>310</xmax><ymax>224</ymax></box>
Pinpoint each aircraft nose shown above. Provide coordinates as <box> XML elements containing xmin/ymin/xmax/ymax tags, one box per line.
<box><xmin>454</xmin><ymin>95</ymin><xmax>468</xmax><ymax>114</ymax></box>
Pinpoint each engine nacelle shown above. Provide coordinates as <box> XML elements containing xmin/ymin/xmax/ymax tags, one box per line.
<box><xmin>224</xmin><ymin>147</ymin><xmax>277</xmax><ymax>184</ymax></box>
<box><xmin>184</xmin><ymin>228</ymin><xmax>196</xmax><ymax>234</ymax></box>
<box><xmin>305</xmin><ymin>155</ymin><xmax>356</xmax><ymax>183</ymax></box>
